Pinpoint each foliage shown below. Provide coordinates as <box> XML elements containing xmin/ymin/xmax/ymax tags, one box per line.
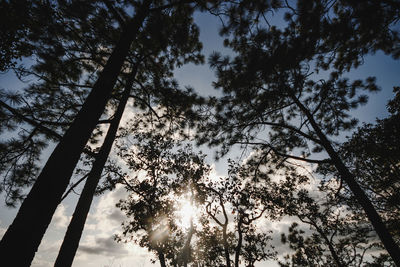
<box><xmin>317</xmin><ymin>89</ymin><xmax>400</xmax><ymax>262</ymax></box>
<box><xmin>1</xmin><ymin>0</ymin><xmax>400</xmax><ymax>266</ymax></box>
<box><xmin>0</xmin><ymin>0</ymin><xmax>205</xmax><ymax>206</ymax></box>
<box><xmin>116</xmin><ymin>129</ymin><xmax>210</xmax><ymax>266</ymax></box>
<box><xmin>195</xmin><ymin>0</ymin><xmax>400</xmax><ymax>262</ymax></box>
<box><xmin>238</xmin><ymin>150</ymin><xmax>392</xmax><ymax>266</ymax></box>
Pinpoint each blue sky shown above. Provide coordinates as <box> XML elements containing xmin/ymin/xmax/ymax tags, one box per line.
<box><xmin>1</xmin><ymin>7</ymin><xmax>400</xmax><ymax>267</ymax></box>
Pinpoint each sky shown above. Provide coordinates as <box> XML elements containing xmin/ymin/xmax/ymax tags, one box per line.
<box><xmin>1</xmin><ymin>6</ymin><xmax>400</xmax><ymax>267</ymax></box>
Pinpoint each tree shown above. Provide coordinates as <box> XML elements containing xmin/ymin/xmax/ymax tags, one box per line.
<box><xmin>236</xmin><ymin>149</ymin><xmax>392</xmax><ymax>266</ymax></box>
<box><xmin>0</xmin><ymin>1</ymin><xmax>153</xmax><ymax>265</ymax></box>
<box><xmin>116</xmin><ymin>130</ymin><xmax>209</xmax><ymax>267</ymax></box>
<box><xmin>197</xmin><ymin>0</ymin><xmax>400</xmax><ymax>262</ymax></box>
<box><xmin>201</xmin><ymin>176</ymin><xmax>234</xmax><ymax>267</ymax></box>
<box><xmin>1</xmin><ymin>0</ymin><xmax>224</xmax><ymax>264</ymax></box>
<box><xmin>278</xmin><ymin>188</ymin><xmax>383</xmax><ymax>267</ymax></box>
<box><xmin>54</xmin><ymin>3</ymin><xmax>206</xmax><ymax>264</ymax></box>
<box><xmin>334</xmin><ymin>89</ymin><xmax>400</xmax><ymax>231</ymax></box>
<box><xmin>111</xmin><ymin>114</ymin><xmax>279</xmax><ymax>267</ymax></box>
<box><xmin>0</xmin><ymin>0</ymin><xmax>113</xmax><ymax>205</ymax></box>
<box><xmin>0</xmin><ymin>0</ymin><xmax>205</xmax><ymax>208</ymax></box>
<box><xmin>316</xmin><ymin>88</ymin><xmax>400</xmax><ymax>263</ymax></box>
<box><xmin>199</xmin><ymin>161</ymin><xmax>276</xmax><ymax>267</ymax></box>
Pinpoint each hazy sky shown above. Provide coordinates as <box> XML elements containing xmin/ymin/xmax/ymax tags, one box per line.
<box><xmin>1</xmin><ymin>8</ymin><xmax>399</xmax><ymax>267</ymax></box>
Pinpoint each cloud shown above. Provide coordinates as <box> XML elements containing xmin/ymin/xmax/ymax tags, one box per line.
<box><xmin>76</xmin><ymin>184</ymin><xmax>134</xmax><ymax>259</ymax></box>
<box><xmin>52</xmin><ymin>203</ymin><xmax>70</xmax><ymax>229</ymax></box>
<box><xmin>108</xmin><ymin>208</ymin><xmax>126</xmax><ymax>223</ymax></box>
<box><xmin>31</xmin><ymin>239</ymin><xmax>62</xmax><ymax>267</ymax></box>
<box><xmin>79</xmin><ymin>236</ymin><xmax>130</xmax><ymax>257</ymax></box>
<box><xmin>84</xmin><ymin>184</ymin><xmax>128</xmax><ymax>234</ymax></box>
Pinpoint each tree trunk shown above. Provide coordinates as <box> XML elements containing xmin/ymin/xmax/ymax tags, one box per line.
<box><xmin>293</xmin><ymin>96</ymin><xmax>400</xmax><ymax>266</ymax></box>
<box><xmin>234</xmin><ymin>218</ymin><xmax>243</xmax><ymax>267</ymax></box>
<box><xmin>158</xmin><ymin>251</ymin><xmax>167</xmax><ymax>267</ymax></box>
<box><xmin>0</xmin><ymin>2</ymin><xmax>151</xmax><ymax>266</ymax></box>
<box><xmin>54</xmin><ymin>66</ymin><xmax>137</xmax><ymax>267</ymax></box>
<box><xmin>325</xmin><ymin>146</ymin><xmax>400</xmax><ymax>265</ymax></box>
<box><xmin>222</xmin><ymin>224</ymin><xmax>231</xmax><ymax>267</ymax></box>
<box><xmin>181</xmin><ymin>219</ymin><xmax>195</xmax><ymax>267</ymax></box>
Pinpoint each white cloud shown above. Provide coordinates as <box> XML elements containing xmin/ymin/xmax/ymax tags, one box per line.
<box><xmin>52</xmin><ymin>203</ymin><xmax>70</xmax><ymax>229</ymax></box>
<box><xmin>258</xmin><ymin>215</ymin><xmax>298</xmax><ymax>256</ymax></box>
<box><xmin>32</xmin><ymin>238</ymin><xmax>62</xmax><ymax>267</ymax></box>
<box><xmin>84</xmin><ymin>185</ymin><xmax>128</xmax><ymax>235</ymax></box>
<box><xmin>78</xmin><ymin>236</ymin><xmax>130</xmax><ymax>257</ymax></box>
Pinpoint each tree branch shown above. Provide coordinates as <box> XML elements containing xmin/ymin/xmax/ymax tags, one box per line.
<box><xmin>61</xmin><ymin>173</ymin><xmax>90</xmax><ymax>201</ymax></box>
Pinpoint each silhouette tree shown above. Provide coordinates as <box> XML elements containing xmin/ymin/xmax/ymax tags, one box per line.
<box><xmin>199</xmin><ymin>161</ymin><xmax>276</xmax><ymax>267</ymax></box>
<box><xmin>330</xmin><ymin>88</ymin><xmax>400</xmax><ymax>233</ymax></box>
<box><xmin>198</xmin><ymin>0</ymin><xmax>400</xmax><ymax>262</ymax></box>
<box><xmin>0</xmin><ymin>0</ymin><xmax>116</xmax><ymax>205</ymax></box>
<box><xmin>236</xmin><ymin>149</ymin><xmax>393</xmax><ymax>266</ymax></box>
<box><xmin>0</xmin><ymin>0</ymin><xmax>223</xmax><ymax>263</ymax></box>
<box><xmin>54</xmin><ymin>3</ymin><xmax>205</xmax><ymax>264</ymax></box>
<box><xmin>115</xmin><ymin>126</ymin><xmax>275</xmax><ymax>267</ymax></box>
<box><xmin>316</xmin><ymin>88</ymin><xmax>400</xmax><ymax>263</ymax></box>
<box><xmin>0</xmin><ymin>0</ymin><xmax>179</xmax><ymax>265</ymax></box>
<box><xmin>278</xmin><ymin>187</ymin><xmax>383</xmax><ymax>267</ymax></box>
<box><xmin>116</xmin><ymin>130</ymin><xmax>209</xmax><ymax>267</ymax></box>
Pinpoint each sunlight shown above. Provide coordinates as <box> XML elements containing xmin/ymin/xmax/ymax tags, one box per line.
<box><xmin>176</xmin><ymin>199</ymin><xmax>198</xmax><ymax>229</ymax></box>
<box><xmin>150</xmin><ymin>223</ymin><xmax>169</xmax><ymax>243</ymax></box>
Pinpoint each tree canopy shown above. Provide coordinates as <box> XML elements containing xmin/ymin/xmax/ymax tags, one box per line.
<box><xmin>0</xmin><ymin>0</ymin><xmax>399</xmax><ymax>266</ymax></box>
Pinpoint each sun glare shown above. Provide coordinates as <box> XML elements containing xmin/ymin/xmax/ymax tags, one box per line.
<box><xmin>176</xmin><ymin>200</ymin><xmax>198</xmax><ymax>229</ymax></box>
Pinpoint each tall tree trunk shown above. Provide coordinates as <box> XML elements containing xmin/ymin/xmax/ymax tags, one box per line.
<box><xmin>54</xmin><ymin>66</ymin><xmax>137</xmax><ymax>267</ymax></box>
<box><xmin>181</xmin><ymin>219</ymin><xmax>195</xmax><ymax>267</ymax></box>
<box><xmin>234</xmin><ymin>218</ymin><xmax>243</xmax><ymax>267</ymax></box>
<box><xmin>293</xmin><ymin>96</ymin><xmax>400</xmax><ymax>265</ymax></box>
<box><xmin>158</xmin><ymin>250</ymin><xmax>167</xmax><ymax>267</ymax></box>
<box><xmin>181</xmin><ymin>193</ymin><xmax>195</xmax><ymax>267</ymax></box>
<box><xmin>222</xmin><ymin>224</ymin><xmax>231</xmax><ymax>267</ymax></box>
<box><xmin>0</xmin><ymin>2</ymin><xmax>151</xmax><ymax>266</ymax></box>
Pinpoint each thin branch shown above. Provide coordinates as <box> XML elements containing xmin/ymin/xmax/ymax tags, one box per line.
<box><xmin>0</xmin><ymin>100</ymin><xmax>63</xmax><ymax>140</ymax></box>
<box><xmin>102</xmin><ymin>0</ymin><xmax>126</xmax><ymax>27</ymax></box>
<box><xmin>234</xmin><ymin>141</ymin><xmax>331</xmax><ymax>164</ymax></box>
<box><xmin>61</xmin><ymin>173</ymin><xmax>90</xmax><ymax>201</ymax></box>
<box><xmin>149</xmin><ymin>0</ymin><xmax>194</xmax><ymax>12</ymax></box>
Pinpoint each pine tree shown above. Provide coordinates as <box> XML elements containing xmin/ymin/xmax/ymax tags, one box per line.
<box><xmin>0</xmin><ymin>1</ymin><xmax>152</xmax><ymax>265</ymax></box>
<box><xmin>198</xmin><ymin>0</ymin><xmax>400</xmax><ymax>263</ymax></box>
<box><xmin>54</xmin><ymin>2</ymin><xmax>205</xmax><ymax>264</ymax></box>
<box><xmin>0</xmin><ymin>0</ymin><xmax>127</xmax><ymax>206</ymax></box>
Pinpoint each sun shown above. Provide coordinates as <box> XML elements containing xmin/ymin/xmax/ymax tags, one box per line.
<box><xmin>176</xmin><ymin>199</ymin><xmax>198</xmax><ymax>229</ymax></box>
